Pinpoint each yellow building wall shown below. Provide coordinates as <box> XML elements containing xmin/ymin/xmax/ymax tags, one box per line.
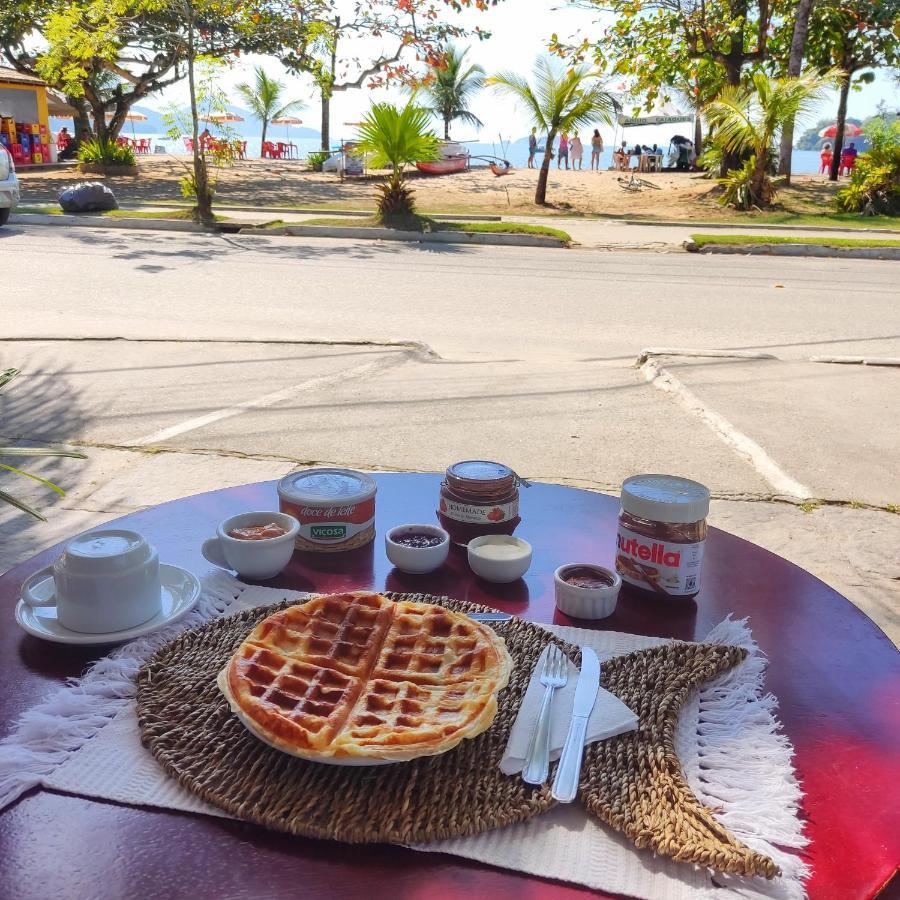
<box><xmin>0</xmin><ymin>82</ymin><xmax>50</xmax><ymax>163</ymax></box>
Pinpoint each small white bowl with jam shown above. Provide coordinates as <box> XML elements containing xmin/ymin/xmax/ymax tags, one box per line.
<box><xmin>554</xmin><ymin>564</ymin><xmax>621</xmax><ymax>619</ymax></box>
<box><xmin>385</xmin><ymin>525</ymin><xmax>450</xmax><ymax>574</ymax></box>
<box><xmin>202</xmin><ymin>511</ymin><xmax>299</xmax><ymax>580</ymax></box>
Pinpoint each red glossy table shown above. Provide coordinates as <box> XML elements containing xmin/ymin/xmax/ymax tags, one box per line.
<box><xmin>1</xmin><ymin>474</ymin><xmax>897</xmax><ymax>900</ymax></box>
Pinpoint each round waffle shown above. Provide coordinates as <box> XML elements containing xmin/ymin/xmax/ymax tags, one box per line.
<box><xmin>218</xmin><ymin>592</ymin><xmax>513</xmax><ymax>762</ymax></box>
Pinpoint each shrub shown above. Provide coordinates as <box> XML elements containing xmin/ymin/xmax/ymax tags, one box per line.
<box><xmin>306</xmin><ymin>150</ymin><xmax>331</xmax><ymax>172</ymax></box>
<box><xmin>835</xmin><ymin>119</ymin><xmax>900</xmax><ymax>215</ymax></box>
<box><xmin>718</xmin><ymin>155</ymin><xmax>777</xmax><ymax>210</ymax></box>
<box><xmin>77</xmin><ymin>138</ymin><xmax>137</xmax><ymax>167</ymax></box>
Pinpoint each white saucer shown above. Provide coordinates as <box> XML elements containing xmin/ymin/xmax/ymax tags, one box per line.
<box><xmin>15</xmin><ymin>564</ymin><xmax>201</xmax><ymax>645</ymax></box>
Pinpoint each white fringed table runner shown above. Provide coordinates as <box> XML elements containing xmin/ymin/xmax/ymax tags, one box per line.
<box><xmin>0</xmin><ymin>573</ymin><xmax>808</xmax><ymax>899</ymax></box>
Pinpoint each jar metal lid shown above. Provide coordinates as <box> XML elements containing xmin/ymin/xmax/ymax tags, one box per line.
<box><xmin>447</xmin><ymin>460</ymin><xmax>514</xmax><ymax>483</ymax></box>
<box><xmin>277</xmin><ymin>467</ymin><xmax>376</xmax><ymax>507</ymax></box>
<box><xmin>620</xmin><ymin>474</ymin><xmax>710</xmax><ymax>524</ymax></box>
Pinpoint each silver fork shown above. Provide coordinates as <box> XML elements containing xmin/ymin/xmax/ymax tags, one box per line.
<box><xmin>522</xmin><ymin>645</ymin><xmax>569</xmax><ymax>785</ymax></box>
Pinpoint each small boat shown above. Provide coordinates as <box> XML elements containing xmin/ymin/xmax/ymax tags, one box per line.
<box><xmin>416</xmin><ymin>141</ymin><xmax>469</xmax><ymax>175</ymax></box>
<box><xmin>416</xmin><ymin>157</ymin><xmax>469</xmax><ymax>175</ymax></box>
<box><xmin>490</xmin><ymin>161</ymin><xmax>512</xmax><ymax>177</ymax></box>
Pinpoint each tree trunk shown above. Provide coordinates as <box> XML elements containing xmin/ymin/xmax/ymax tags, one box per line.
<box><xmin>829</xmin><ymin>74</ymin><xmax>850</xmax><ymax>182</ymax></box>
<box><xmin>185</xmin><ymin>6</ymin><xmax>213</xmax><ymax>226</ymax></box>
<box><xmin>260</xmin><ymin>121</ymin><xmax>268</xmax><ymax>156</ymax></box>
<box><xmin>535</xmin><ymin>129</ymin><xmax>556</xmax><ymax>205</ymax></box>
<box><xmin>320</xmin><ymin>86</ymin><xmax>331</xmax><ymax>152</ymax></box>
<box><xmin>444</xmin><ymin>117</ymin><xmax>450</xmax><ymax>140</ymax></box>
<box><xmin>719</xmin><ymin>57</ymin><xmax>743</xmax><ymax>176</ymax></box>
<box><xmin>693</xmin><ymin>112</ymin><xmax>703</xmax><ymax>157</ymax></box>
<box><xmin>777</xmin><ymin>0</ymin><xmax>816</xmax><ymax>182</ymax></box>
<box><xmin>69</xmin><ymin>97</ymin><xmax>92</xmax><ymax>150</ymax></box>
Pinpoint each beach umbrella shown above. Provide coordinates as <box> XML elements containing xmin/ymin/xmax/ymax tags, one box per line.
<box><xmin>202</xmin><ymin>112</ymin><xmax>244</xmax><ymax>124</ymax></box>
<box><xmin>272</xmin><ymin>116</ymin><xmax>302</xmax><ymax>141</ymax></box>
<box><xmin>104</xmin><ymin>109</ymin><xmax>148</xmax><ymax>138</ymax></box>
<box><xmin>818</xmin><ymin>122</ymin><xmax>862</xmax><ymax>139</ymax></box>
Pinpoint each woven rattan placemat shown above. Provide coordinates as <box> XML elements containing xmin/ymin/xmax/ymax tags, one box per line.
<box><xmin>136</xmin><ymin>592</ymin><xmax>777</xmax><ymax>878</ymax></box>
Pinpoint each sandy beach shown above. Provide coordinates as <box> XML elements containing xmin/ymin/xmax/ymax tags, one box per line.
<box><xmin>16</xmin><ymin>156</ymin><xmax>842</xmax><ymax>219</ymax></box>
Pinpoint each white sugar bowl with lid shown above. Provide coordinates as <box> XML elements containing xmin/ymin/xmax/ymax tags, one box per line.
<box><xmin>20</xmin><ymin>529</ymin><xmax>161</xmax><ymax>633</ymax></box>
<box><xmin>615</xmin><ymin>474</ymin><xmax>710</xmax><ymax>600</ymax></box>
<box><xmin>277</xmin><ymin>467</ymin><xmax>377</xmax><ymax>553</ymax></box>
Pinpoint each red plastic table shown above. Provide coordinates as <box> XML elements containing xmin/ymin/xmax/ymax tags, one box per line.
<box><xmin>1</xmin><ymin>474</ymin><xmax>897</xmax><ymax>900</ymax></box>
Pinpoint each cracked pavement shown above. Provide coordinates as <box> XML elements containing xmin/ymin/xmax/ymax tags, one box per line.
<box><xmin>1</xmin><ymin>225</ymin><xmax>898</xmax><ymax>643</ymax></box>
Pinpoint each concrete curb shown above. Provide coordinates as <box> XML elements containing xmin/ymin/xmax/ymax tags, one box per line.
<box><xmin>265</xmin><ymin>223</ymin><xmax>568</xmax><ymax>248</ymax></box>
<box><xmin>626</xmin><ymin>218</ymin><xmax>900</xmax><ymax>236</ymax></box>
<box><xmin>9</xmin><ymin>212</ymin><xmax>567</xmax><ymax>247</ymax></box>
<box><xmin>9</xmin><ymin>212</ymin><xmax>207</xmax><ymax>233</ymax></box>
<box><xmin>684</xmin><ymin>240</ymin><xmax>900</xmax><ymax>261</ymax></box>
<box><xmin>810</xmin><ymin>355</ymin><xmax>900</xmax><ymax>367</ymax></box>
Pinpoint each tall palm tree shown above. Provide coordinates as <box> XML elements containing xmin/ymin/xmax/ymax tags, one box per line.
<box><xmin>489</xmin><ymin>58</ymin><xmax>617</xmax><ymax>205</ymax></box>
<box><xmin>355</xmin><ymin>101</ymin><xmax>440</xmax><ymax>221</ymax></box>
<box><xmin>705</xmin><ymin>69</ymin><xmax>840</xmax><ymax>209</ymax></box>
<box><xmin>420</xmin><ymin>46</ymin><xmax>485</xmax><ymax>140</ymax></box>
<box><xmin>236</xmin><ymin>66</ymin><xmax>305</xmax><ymax>156</ymax></box>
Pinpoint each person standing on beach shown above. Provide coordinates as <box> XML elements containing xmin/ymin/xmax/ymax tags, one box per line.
<box><xmin>528</xmin><ymin>128</ymin><xmax>537</xmax><ymax>169</ymax></box>
<box><xmin>570</xmin><ymin>134</ymin><xmax>583</xmax><ymax>170</ymax></box>
<box><xmin>590</xmin><ymin>129</ymin><xmax>603</xmax><ymax>170</ymax></box>
<box><xmin>557</xmin><ymin>131</ymin><xmax>569</xmax><ymax>169</ymax></box>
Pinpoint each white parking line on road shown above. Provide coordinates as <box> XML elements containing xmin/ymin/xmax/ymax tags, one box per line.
<box><xmin>132</xmin><ymin>354</ymin><xmax>403</xmax><ymax>446</ymax></box>
<box><xmin>641</xmin><ymin>358</ymin><xmax>813</xmax><ymax>500</ymax></box>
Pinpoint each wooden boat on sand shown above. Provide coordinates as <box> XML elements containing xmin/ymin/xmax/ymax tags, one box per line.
<box><xmin>416</xmin><ymin>141</ymin><xmax>469</xmax><ymax>175</ymax></box>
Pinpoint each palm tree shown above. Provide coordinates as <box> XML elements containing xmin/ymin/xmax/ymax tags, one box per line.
<box><xmin>236</xmin><ymin>66</ymin><xmax>305</xmax><ymax>156</ymax></box>
<box><xmin>704</xmin><ymin>69</ymin><xmax>840</xmax><ymax>209</ymax></box>
<box><xmin>355</xmin><ymin>101</ymin><xmax>440</xmax><ymax>222</ymax></box>
<box><xmin>420</xmin><ymin>46</ymin><xmax>485</xmax><ymax>140</ymax></box>
<box><xmin>489</xmin><ymin>58</ymin><xmax>618</xmax><ymax>205</ymax></box>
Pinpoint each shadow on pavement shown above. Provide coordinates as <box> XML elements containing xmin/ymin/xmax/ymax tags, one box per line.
<box><xmin>0</xmin><ymin>356</ymin><xmax>95</xmax><ymax>564</ymax></box>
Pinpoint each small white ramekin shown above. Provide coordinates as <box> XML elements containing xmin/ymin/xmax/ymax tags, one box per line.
<box><xmin>554</xmin><ymin>564</ymin><xmax>621</xmax><ymax>619</ymax></box>
<box><xmin>385</xmin><ymin>524</ymin><xmax>450</xmax><ymax>574</ymax></box>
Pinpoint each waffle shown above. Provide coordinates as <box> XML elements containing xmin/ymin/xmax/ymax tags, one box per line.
<box><xmin>217</xmin><ymin>592</ymin><xmax>513</xmax><ymax>762</ymax></box>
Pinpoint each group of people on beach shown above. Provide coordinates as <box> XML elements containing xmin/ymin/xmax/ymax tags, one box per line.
<box><xmin>527</xmin><ymin>128</ymin><xmax>606</xmax><ymax>170</ymax></box>
<box><xmin>819</xmin><ymin>141</ymin><xmax>858</xmax><ymax>176</ymax></box>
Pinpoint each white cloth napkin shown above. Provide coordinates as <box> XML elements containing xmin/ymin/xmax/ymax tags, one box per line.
<box><xmin>500</xmin><ymin>644</ymin><xmax>638</xmax><ymax>775</ymax></box>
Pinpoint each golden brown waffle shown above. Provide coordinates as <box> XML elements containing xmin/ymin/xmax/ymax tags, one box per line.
<box><xmin>218</xmin><ymin>592</ymin><xmax>513</xmax><ymax>761</ymax></box>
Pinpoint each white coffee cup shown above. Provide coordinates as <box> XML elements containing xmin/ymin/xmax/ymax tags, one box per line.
<box><xmin>202</xmin><ymin>511</ymin><xmax>299</xmax><ymax>580</ymax></box>
<box><xmin>20</xmin><ymin>529</ymin><xmax>162</xmax><ymax>633</ymax></box>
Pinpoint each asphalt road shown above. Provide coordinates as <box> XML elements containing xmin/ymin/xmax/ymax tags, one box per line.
<box><xmin>1</xmin><ymin>224</ymin><xmax>898</xmax><ymax>638</ymax></box>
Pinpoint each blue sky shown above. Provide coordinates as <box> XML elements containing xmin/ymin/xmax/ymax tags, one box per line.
<box><xmin>146</xmin><ymin>1</ymin><xmax>899</xmax><ymax>142</ymax></box>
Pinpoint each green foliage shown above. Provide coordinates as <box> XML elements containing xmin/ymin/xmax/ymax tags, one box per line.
<box><xmin>306</xmin><ymin>150</ymin><xmax>331</xmax><ymax>171</ymax></box>
<box><xmin>705</xmin><ymin>70</ymin><xmax>839</xmax><ymax>209</ymax></box>
<box><xmin>355</xmin><ymin>102</ymin><xmax>440</xmax><ymax>173</ymax></box>
<box><xmin>804</xmin><ymin>0</ymin><xmax>898</xmax><ymax>75</ymax></box>
<box><xmin>236</xmin><ymin>65</ymin><xmax>304</xmax><ymax>152</ymax></box>
<box><xmin>488</xmin><ymin>56</ymin><xmax>617</xmax><ymax>204</ymax></box>
<box><xmin>557</xmin><ymin>0</ymin><xmax>774</xmax><ymax>106</ymax></box>
<box><xmin>835</xmin><ymin>120</ymin><xmax>900</xmax><ymax>215</ymax></box>
<box><xmin>0</xmin><ymin>369</ymin><xmax>86</xmax><ymax>521</ymax></box>
<box><xmin>77</xmin><ymin>137</ymin><xmax>136</xmax><ymax>166</ymax></box>
<box><xmin>418</xmin><ymin>45</ymin><xmax>484</xmax><ymax>139</ymax></box>
<box><xmin>718</xmin><ymin>156</ymin><xmax>775</xmax><ymax>210</ymax></box>
<box><xmin>489</xmin><ymin>58</ymin><xmax>616</xmax><ymax>137</ymax></box>
<box><xmin>355</xmin><ymin>101</ymin><xmax>440</xmax><ymax>220</ymax></box>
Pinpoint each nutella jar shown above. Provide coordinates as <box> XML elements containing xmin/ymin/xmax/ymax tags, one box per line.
<box><xmin>615</xmin><ymin>475</ymin><xmax>710</xmax><ymax>599</ymax></box>
<box><xmin>437</xmin><ymin>460</ymin><xmax>521</xmax><ymax>546</ymax></box>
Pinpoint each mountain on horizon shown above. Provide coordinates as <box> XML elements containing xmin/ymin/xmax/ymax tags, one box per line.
<box><xmin>50</xmin><ymin>103</ymin><xmax>321</xmax><ymax>139</ymax></box>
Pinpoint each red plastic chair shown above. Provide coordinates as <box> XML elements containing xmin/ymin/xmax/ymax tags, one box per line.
<box><xmin>262</xmin><ymin>141</ymin><xmax>281</xmax><ymax>159</ymax></box>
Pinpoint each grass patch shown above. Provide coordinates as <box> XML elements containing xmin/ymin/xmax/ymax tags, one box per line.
<box><xmin>691</xmin><ymin>233</ymin><xmax>900</xmax><ymax>250</ymax></box>
<box><xmin>15</xmin><ymin>205</ymin><xmax>223</xmax><ymax>222</ymax></box>
<box><xmin>297</xmin><ymin>215</ymin><xmax>569</xmax><ymax>241</ymax></box>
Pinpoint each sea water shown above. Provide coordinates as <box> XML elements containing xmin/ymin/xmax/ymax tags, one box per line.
<box><xmin>122</xmin><ymin>133</ymin><xmax>825</xmax><ymax>175</ymax></box>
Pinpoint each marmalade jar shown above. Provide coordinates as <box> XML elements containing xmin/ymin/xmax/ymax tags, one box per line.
<box><xmin>437</xmin><ymin>460</ymin><xmax>521</xmax><ymax>546</ymax></box>
<box><xmin>615</xmin><ymin>474</ymin><xmax>710</xmax><ymax>600</ymax></box>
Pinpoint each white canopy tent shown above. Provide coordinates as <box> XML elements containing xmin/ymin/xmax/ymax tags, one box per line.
<box><xmin>611</xmin><ymin>101</ymin><xmax>694</xmax><ymax>155</ymax></box>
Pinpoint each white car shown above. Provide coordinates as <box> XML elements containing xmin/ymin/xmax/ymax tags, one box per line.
<box><xmin>0</xmin><ymin>145</ymin><xmax>20</xmax><ymax>226</ymax></box>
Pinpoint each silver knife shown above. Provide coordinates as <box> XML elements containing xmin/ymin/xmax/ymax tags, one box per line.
<box><xmin>469</xmin><ymin>612</ymin><xmax>512</xmax><ymax>622</ymax></box>
<box><xmin>551</xmin><ymin>646</ymin><xmax>600</xmax><ymax>803</ymax></box>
